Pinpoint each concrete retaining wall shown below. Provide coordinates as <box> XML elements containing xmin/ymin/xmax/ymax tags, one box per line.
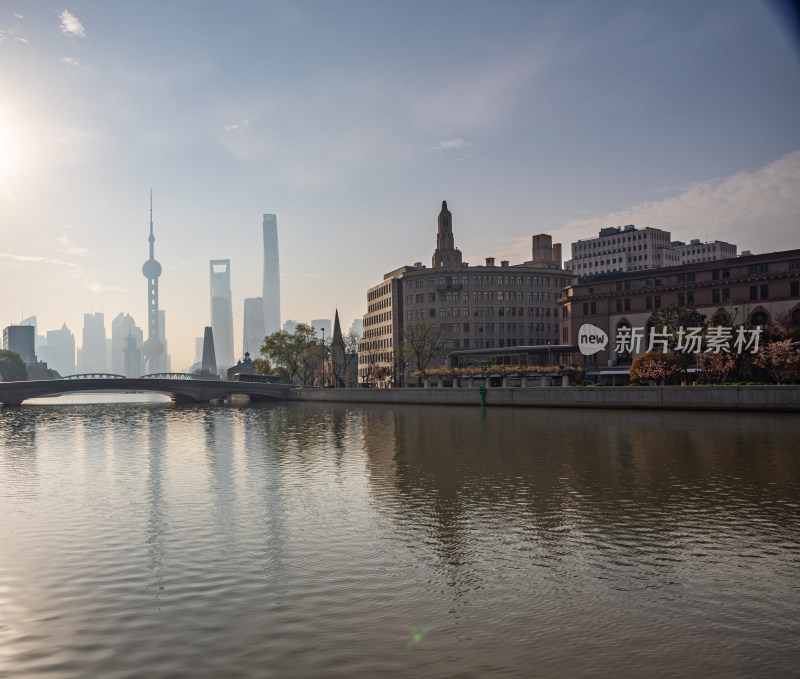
<box><xmin>287</xmin><ymin>386</ymin><xmax>800</xmax><ymax>412</ymax></box>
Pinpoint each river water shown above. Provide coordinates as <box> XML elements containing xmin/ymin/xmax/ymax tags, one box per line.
<box><xmin>0</xmin><ymin>395</ymin><xmax>798</xmax><ymax>678</ymax></box>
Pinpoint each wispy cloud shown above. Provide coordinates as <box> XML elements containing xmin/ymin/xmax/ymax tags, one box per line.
<box><xmin>426</xmin><ymin>138</ymin><xmax>471</xmax><ymax>153</ymax></box>
<box><xmin>56</xmin><ymin>236</ymin><xmax>88</xmax><ymax>255</ymax></box>
<box><xmin>0</xmin><ymin>251</ymin><xmax>76</xmax><ymax>267</ymax></box>
<box><xmin>60</xmin><ymin>56</ymin><xmax>79</xmax><ymax>66</ymax></box>
<box><xmin>223</xmin><ymin>120</ymin><xmax>249</xmax><ymax>132</ymax></box>
<box><xmin>59</xmin><ymin>10</ymin><xmax>85</xmax><ymax>38</ymax></box>
<box><xmin>0</xmin><ymin>28</ymin><xmax>28</xmax><ymax>43</ymax></box>
<box><xmin>558</xmin><ymin>151</ymin><xmax>800</xmax><ymax>254</ymax></box>
<box><xmin>14</xmin><ymin>13</ymin><xmax>24</xmax><ymax>20</ymax></box>
<box><xmin>87</xmin><ymin>282</ymin><xmax>129</xmax><ymax>293</ymax></box>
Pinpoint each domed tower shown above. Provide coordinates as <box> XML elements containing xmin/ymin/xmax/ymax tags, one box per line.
<box><xmin>141</xmin><ymin>191</ymin><xmax>164</xmax><ymax>373</ymax></box>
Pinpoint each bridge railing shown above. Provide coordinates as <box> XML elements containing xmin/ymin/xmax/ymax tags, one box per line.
<box><xmin>140</xmin><ymin>373</ymin><xmax>203</xmax><ymax>380</ymax></box>
<box><xmin>62</xmin><ymin>373</ymin><xmax>126</xmax><ymax>380</ymax></box>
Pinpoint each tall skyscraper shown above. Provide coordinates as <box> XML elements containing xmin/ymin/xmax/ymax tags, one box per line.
<box><xmin>122</xmin><ymin>332</ymin><xmax>142</xmax><ymax>378</ymax></box>
<box><xmin>44</xmin><ymin>323</ymin><xmax>76</xmax><ymax>376</ymax></box>
<box><xmin>142</xmin><ymin>192</ymin><xmax>165</xmax><ymax>373</ymax></box>
<box><xmin>158</xmin><ymin>310</ymin><xmax>171</xmax><ymax>372</ymax></box>
<box><xmin>210</xmin><ymin>259</ymin><xmax>234</xmax><ymax>368</ymax></box>
<box><xmin>262</xmin><ymin>214</ymin><xmax>281</xmax><ymax>334</ymax></box>
<box><xmin>111</xmin><ymin>313</ymin><xmax>142</xmax><ymax>375</ymax></box>
<box><xmin>243</xmin><ymin>297</ymin><xmax>265</xmax><ymax>357</ymax></box>
<box><xmin>81</xmin><ymin>312</ymin><xmax>106</xmax><ymax>373</ymax></box>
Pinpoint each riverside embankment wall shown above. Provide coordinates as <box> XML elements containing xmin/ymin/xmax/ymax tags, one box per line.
<box><xmin>287</xmin><ymin>386</ymin><xmax>800</xmax><ymax>413</ymax></box>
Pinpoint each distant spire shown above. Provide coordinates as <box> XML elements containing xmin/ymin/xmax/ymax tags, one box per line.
<box><xmin>332</xmin><ymin>309</ymin><xmax>343</xmax><ymax>346</ymax></box>
<box><xmin>150</xmin><ymin>188</ymin><xmax>153</xmax><ymax>236</ymax></box>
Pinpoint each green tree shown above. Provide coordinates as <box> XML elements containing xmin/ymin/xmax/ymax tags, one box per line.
<box><xmin>0</xmin><ymin>350</ymin><xmax>28</xmax><ymax>381</ymax></box>
<box><xmin>260</xmin><ymin>323</ymin><xmax>320</xmax><ymax>385</ymax></box>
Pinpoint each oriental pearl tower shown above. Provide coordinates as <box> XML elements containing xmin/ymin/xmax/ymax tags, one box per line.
<box><xmin>142</xmin><ymin>191</ymin><xmax>164</xmax><ymax>374</ymax></box>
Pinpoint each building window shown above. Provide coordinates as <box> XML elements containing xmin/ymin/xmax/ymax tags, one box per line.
<box><xmin>616</xmin><ymin>299</ymin><xmax>622</xmax><ymax>312</ymax></box>
<box><xmin>654</xmin><ymin>296</ymin><xmax>661</xmax><ymax>309</ymax></box>
<box><xmin>678</xmin><ymin>294</ymin><xmax>685</xmax><ymax>306</ymax></box>
<box><xmin>712</xmin><ymin>290</ymin><xmax>720</xmax><ymax>304</ymax></box>
<box><xmin>624</xmin><ymin>298</ymin><xmax>630</xmax><ymax>311</ymax></box>
<box><xmin>750</xmin><ymin>286</ymin><xmax>758</xmax><ymax>301</ymax></box>
<box><xmin>646</xmin><ymin>296</ymin><xmax>652</xmax><ymax>310</ymax></box>
<box><xmin>790</xmin><ymin>281</ymin><xmax>799</xmax><ymax>296</ymax></box>
<box><xmin>760</xmin><ymin>284</ymin><xmax>769</xmax><ymax>300</ymax></box>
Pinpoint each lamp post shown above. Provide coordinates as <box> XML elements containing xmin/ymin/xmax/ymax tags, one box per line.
<box><xmin>321</xmin><ymin>327</ymin><xmax>326</xmax><ymax>387</ymax></box>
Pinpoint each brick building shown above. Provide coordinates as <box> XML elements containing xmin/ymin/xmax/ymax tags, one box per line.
<box><xmin>559</xmin><ymin>248</ymin><xmax>800</xmax><ymax>368</ymax></box>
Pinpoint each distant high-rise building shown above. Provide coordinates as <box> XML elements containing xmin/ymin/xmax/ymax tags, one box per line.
<box><xmin>283</xmin><ymin>319</ymin><xmax>299</xmax><ymax>334</ymax></box>
<box><xmin>142</xmin><ymin>192</ymin><xmax>165</xmax><ymax>373</ymax></box>
<box><xmin>43</xmin><ymin>323</ymin><xmax>75</xmax><ymax>376</ymax></box>
<box><xmin>349</xmin><ymin>319</ymin><xmax>363</xmax><ymax>336</ymax></box>
<box><xmin>210</xmin><ymin>259</ymin><xmax>234</xmax><ymax>369</ymax></box>
<box><xmin>81</xmin><ymin>312</ymin><xmax>106</xmax><ymax>373</ymax></box>
<box><xmin>262</xmin><ymin>214</ymin><xmax>281</xmax><ymax>334</ymax></box>
<box><xmin>3</xmin><ymin>325</ymin><xmax>36</xmax><ymax>364</ymax></box>
<box><xmin>123</xmin><ymin>332</ymin><xmax>142</xmax><ymax>378</ymax></box>
<box><xmin>311</xmin><ymin>318</ymin><xmax>331</xmax><ymax>341</ymax></box>
<box><xmin>158</xmin><ymin>310</ymin><xmax>171</xmax><ymax>372</ymax></box>
<box><xmin>201</xmin><ymin>326</ymin><xmax>217</xmax><ymax>375</ymax></box>
<box><xmin>243</xmin><ymin>297</ymin><xmax>265</xmax><ymax>358</ymax></box>
<box><xmin>111</xmin><ymin>313</ymin><xmax>142</xmax><ymax>375</ymax></box>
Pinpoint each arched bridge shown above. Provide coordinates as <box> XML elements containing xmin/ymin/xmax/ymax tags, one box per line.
<box><xmin>0</xmin><ymin>377</ymin><xmax>290</xmax><ymax>406</ymax></box>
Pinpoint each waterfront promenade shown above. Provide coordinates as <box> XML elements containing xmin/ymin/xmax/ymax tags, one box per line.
<box><xmin>2</xmin><ymin>377</ymin><xmax>798</xmax><ymax>412</ymax></box>
<box><xmin>291</xmin><ymin>385</ymin><xmax>800</xmax><ymax>413</ymax></box>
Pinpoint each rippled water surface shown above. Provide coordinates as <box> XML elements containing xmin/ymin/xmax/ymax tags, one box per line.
<box><xmin>1</xmin><ymin>396</ymin><xmax>798</xmax><ymax>678</ymax></box>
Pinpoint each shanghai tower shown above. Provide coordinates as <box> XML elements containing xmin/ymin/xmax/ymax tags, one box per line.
<box><xmin>262</xmin><ymin>214</ymin><xmax>281</xmax><ymax>334</ymax></box>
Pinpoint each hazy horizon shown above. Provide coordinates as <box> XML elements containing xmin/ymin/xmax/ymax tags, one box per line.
<box><xmin>2</xmin><ymin>1</ymin><xmax>799</xmax><ymax>370</ymax></box>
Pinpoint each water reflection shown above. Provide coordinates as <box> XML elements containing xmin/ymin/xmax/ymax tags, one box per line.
<box><xmin>0</xmin><ymin>400</ymin><xmax>797</xmax><ymax>678</ymax></box>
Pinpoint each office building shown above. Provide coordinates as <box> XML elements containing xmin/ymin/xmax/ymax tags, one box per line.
<box><xmin>262</xmin><ymin>214</ymin><xmax>281</xmax><ymax>334</ymax></box>
<box><xmin>81</xmin><ymin>312</ymin><xmax>106</xmax><ymax>373</ymax></box>
<box><xmin>565</xmin><ymin>225</ymin><xmax>738</xmax><ymax>278</ymax></box>
<box><xmin>111</xmin><ymin>313</ymin><xmax>142</xmax><ymax>376</ymax></box>
<box><xmin>243</xmin><ymin>297</ymin><xmax>266</xmax><ymax>358</ymax></box>
<box><xmin>358</xmin><ymin>201</ymin><xmax>576</xmax><ymax>386</ymax></box>
<box><xmin>669</xmin><ymin>239</ymin><xmax>737</xmax><ymax>265</ymax></box>
<box><xmin>311</xmin><ymin>318</ymin><xmax>331</xmax><ymax>341</ymax></box>
<box><xmin>283</xmin><ymin>319</ymin><xmax>299</xmax><ymax>334</ymax></box>
<box><xmin>123</xmin><ymin>332</ymin><xmax>142</xmax><ymax>378</ymax></box>
<box><xmin>210</xmin><ymin>259</ymin><xmax>234</xmax><ymax>369</ymax></box>
<box><xmin>158</xmin><ymin>309</ymin><xmax>171</xmax><ymax>372</ymax></box>
<box><xmin>43</xmin><ymin>323</ymin><xmax>76</xmax><ymax>377</ymax></box>
<box><xmin>3</xmin><ymin>325</ymin><xmax>36</xmax><ymax>364</ymax></box>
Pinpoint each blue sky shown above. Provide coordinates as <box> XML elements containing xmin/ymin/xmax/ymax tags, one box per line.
<box><xmin>1</xmin><ymin>1</ymin><xmax>799</xmax><ymax>369</ymax></box>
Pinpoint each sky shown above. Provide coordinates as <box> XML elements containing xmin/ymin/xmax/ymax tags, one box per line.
<box><xmin>1</xmin><ymin>0</ymin><xmax>799</xmax><ymax>370</ymax></box>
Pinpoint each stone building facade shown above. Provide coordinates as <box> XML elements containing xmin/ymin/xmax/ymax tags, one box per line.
<box><xmin>559</xmin><ymin>248</ymin><xmax>800</xmax><ymax>368</ymax></box>
<box><xmin>358</xmin><ymin>202</ymin><xmax>576</xmax><ymax>386</ymax></box>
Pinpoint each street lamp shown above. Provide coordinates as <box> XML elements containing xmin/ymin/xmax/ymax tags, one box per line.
<box><xmin>321</xmin><ymin>327</ymin><xmax>326</xmax><ymax>387</ymax></box>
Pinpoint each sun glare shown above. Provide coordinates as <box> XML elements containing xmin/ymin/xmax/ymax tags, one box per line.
<box><xmin>0</xmin><ymin>116</ymin><xmax>18</xmax><ymax>180</ymax></box>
